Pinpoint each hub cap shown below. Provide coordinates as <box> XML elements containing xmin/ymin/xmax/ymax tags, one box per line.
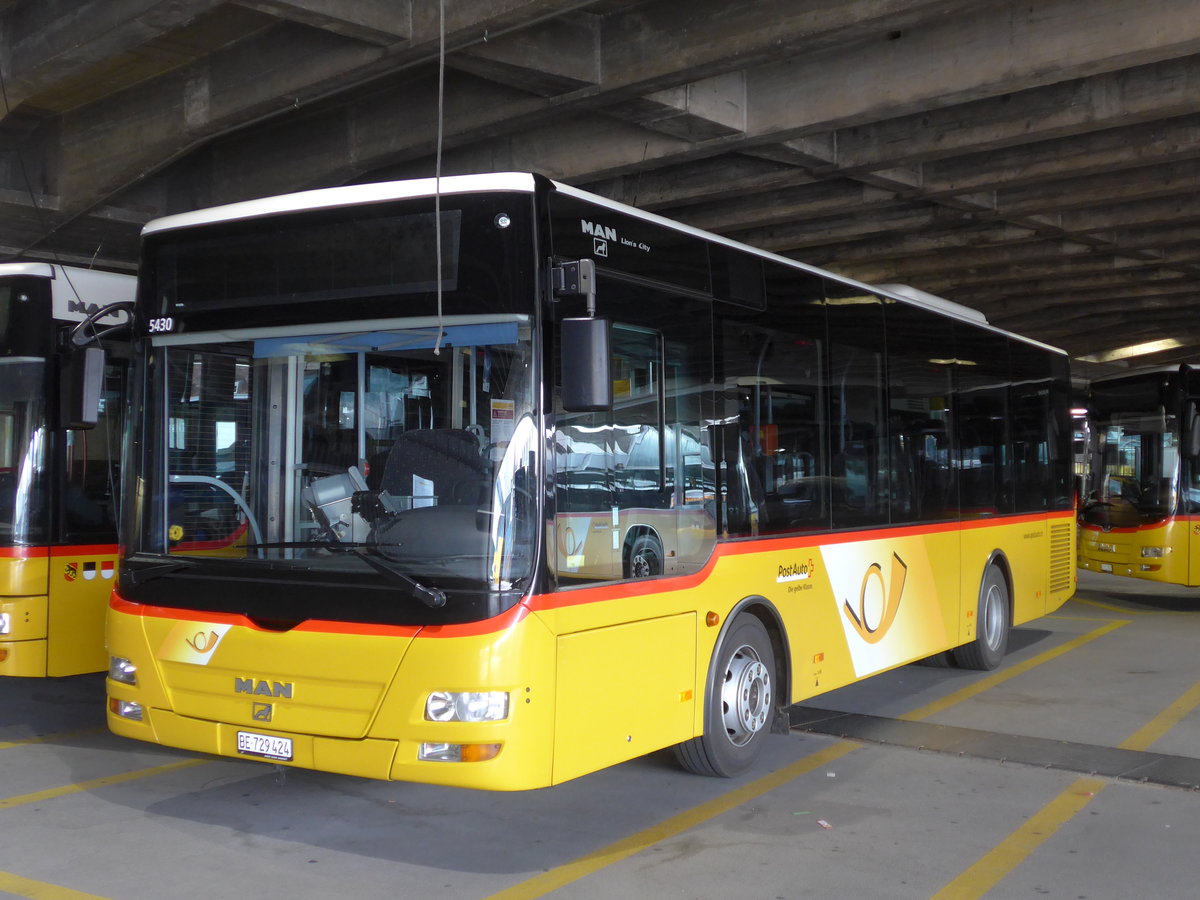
<box><xmin>721</xmin><ymin>644</ymin><xmax>771</xmax><ymax>746</ymax></box>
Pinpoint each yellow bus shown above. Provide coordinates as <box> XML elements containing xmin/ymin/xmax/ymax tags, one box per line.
<box><xmin>1078</xmin><ymin>364</ymin><xmax>1200</xmax><ymax>584</ymax></box>
<box><xmin>106</xmin><ymin>174</ymin><xmax>1075</xmax><ymax>788</ymax></box>
<box><xmin>0</xmin><ymin>262</ymin><xmax>133</xmax><ymax>676</ymax></box>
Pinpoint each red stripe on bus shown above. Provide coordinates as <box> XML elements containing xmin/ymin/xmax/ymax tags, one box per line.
<box><xmin>0</xmin><ymin>543</ymin><xmax>120</xmax><ymax>559</ymax></box>
<box><xmin>1079</xmin><ymin>514</ymin><xmax>1199</xmax><ymax>535</ymax></box>
<box><xmin>109</xmin><ymin>509</ymin><xmax>1074</xmax><ymax>639</ymax></box>
<box><xmin>50</xmin><ymin>544</ymin><xmax>120</xmax><ymax>557</ymax></box>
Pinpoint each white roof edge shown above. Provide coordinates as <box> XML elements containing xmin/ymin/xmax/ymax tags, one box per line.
<box><xmin>142</xmin><ymin>172</ymin><xmax>539</xmax><ymax>236</ymax></box>
<box><xmin>0</xmin><ymin>262</ymin><xmax>56</xmax><ymax>279</ymax></box>
<box><xmin>873</xmin><ymin>283</ymin><xmax>987</xmax><ymax>325</ymax></box>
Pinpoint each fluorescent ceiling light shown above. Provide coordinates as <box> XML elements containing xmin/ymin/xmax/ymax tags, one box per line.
<box><xmin>1077</xmin><ymin>338</ymin><xmax>1182</xmax><ymax>364</ymax></box>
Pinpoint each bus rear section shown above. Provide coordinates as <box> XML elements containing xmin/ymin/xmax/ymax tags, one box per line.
<box><xmin>0</xmin><ymin>263</ymin><xmax>132</xmax><ymax>677</ymax></box>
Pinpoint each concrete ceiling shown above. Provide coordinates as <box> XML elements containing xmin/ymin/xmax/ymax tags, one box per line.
<box><xmin>3</xmin><ymin>0</ymin><xmax>1200</xmax><ymax>372</ymax></box>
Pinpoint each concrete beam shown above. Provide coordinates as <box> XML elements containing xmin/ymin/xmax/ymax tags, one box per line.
<box><xmin>923</xmin><ymin>113</ymin><xmax>1200</xmax><ymax>196</ymax></box>
<box><xmin>451</xmin><ymin>13</ymin><xmax>599</xmax><ymax>96</ymax></box>
<box><xmin>675</xmin><ymin>180</ymin><xmax>896</xmax><ymax>233</ymax></box>
<box><xmin>1</xmin><ymin>0</ymin><xmax>224</xmax><ymax>113</ymax></box>
<box><xmin>37</xmin><ymin>0</ymin><xmax>596</xmax><ymax>242</ymax></box>
<box><xmin>616</xmin><ymin>71</ymin><xmax>747</xmax><ymax>141</ymax></box>
<box><xmin>235</xmin><ymin>0</ymin><xmax>412</xmax><ymax>45</ymax></box>
<box><xmin>581</xmin><ymin>157</ymin><xmax>816</xmax><ymax>210</ymax></box>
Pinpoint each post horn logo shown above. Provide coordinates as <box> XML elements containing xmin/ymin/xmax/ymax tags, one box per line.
<box><xmin>843</xmin><ymin>552</ymin><xmax>908</xmax><ymax>645</ymax></box>
<box><xmin>185</xmin><ymin>630</ymin><xmax>220</xmax><ymax>654</ymax></box>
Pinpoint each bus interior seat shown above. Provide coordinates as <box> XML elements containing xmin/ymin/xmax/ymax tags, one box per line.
<box><xmin>380</xmin><ymin>429</ymin><xmax>490</xmax><ymax>506</ymax></box>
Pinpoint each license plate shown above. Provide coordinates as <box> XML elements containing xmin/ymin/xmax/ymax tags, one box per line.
<box><xmin>237</xmin><ymin>730</ymin><xmax>293</xmax><ymax>761</ymax></box>
<box><xmin>1100</xmin><ymin>563</ymin><xmax>1113</xmax><ymax>573</ymax></box>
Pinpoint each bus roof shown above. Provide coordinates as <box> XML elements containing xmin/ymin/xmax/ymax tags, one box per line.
<box><xmin>140</xmin><ymin>172</ymin><xmax>1062</xmax><ymax>355</ymax></box>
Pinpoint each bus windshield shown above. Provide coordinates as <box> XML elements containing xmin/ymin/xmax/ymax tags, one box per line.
<box><xmin>1080</xmin><ymin>374</ymin><xmax>1179</xmax><ymax>527</ymax></box>
<box><xmin>127</xmin><ymin>316</ymin><xmax>536</xmax><ymax>624</ymax></box>
<box><xmin>0</xmin><ymin>358</ymin><xmax>49</xmax><ymax>546</ymax></box>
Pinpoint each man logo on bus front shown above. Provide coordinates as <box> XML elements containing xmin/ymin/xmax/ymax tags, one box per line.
<box><xmin>842</xmin><ymin>553</ymin><xmax>907</xmax><ymax>645</ymax></box>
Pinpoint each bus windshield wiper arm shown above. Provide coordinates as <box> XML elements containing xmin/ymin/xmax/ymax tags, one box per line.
<box><xmin>123</xmin><ymin>557</ymin><xmax>200</xmax><ymax>587</ymax></box>
<box><xmin>348</xmin><ymin>545</ymin><xmax>447</xmax><ymax>609</ymax></box>
<box><xmin>220</xmin><ymin>540</ymin><xmax>448</xmax><ymax>609</ymax></box>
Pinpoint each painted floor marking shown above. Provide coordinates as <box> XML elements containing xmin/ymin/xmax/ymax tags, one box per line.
<box><xmin>899</xmin><ymin>618</ymin><xmax>1130</xmax><ymax>722</ymax></box>
<box><xmin>1071</xmin><ymin>596</ymin><xmax>1190</xmax><ymax>615</ymax></box>
<box><xmin>931</xmin><ymin>678</ymin><xmax>1200</xmax><ymax>899</ymax></box>
<box><xmin>0</xmin><ymin>869</ymin><xmax>113</xmax><ymax>900</ymax></box>
<box><xmin>0</xmin><ymin>727</ymin><xmax>106</xmax><ymax>751</ymax></box>
<box><xmin>490</xmin><ymin>618</ymin><xmax>1132</xmax><ymax>898</ymax></box>
<box><xmin>486</xmin><ymin>742</ymin><xmax>858</xmax><ymax>900</ymax></box>
<box><xmin>0</xmin><ymin>758</ymin><xmax>209</xmax><ymax>811</ymax></box>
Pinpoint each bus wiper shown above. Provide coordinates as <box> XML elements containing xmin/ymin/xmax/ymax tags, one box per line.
<box><xmin>122</xmin><ymin>557</ymin><xmax>200</xmax><ymax>587</ymax></box>
<box><xmin>230</xmin><ymin>540</ymin><xmax>448</xmax><ymax>609</ymax></box>
<box><xmin>348</xmin><ymin>545</ymin><xmax>447</xmax><ymax>609</ymax></box>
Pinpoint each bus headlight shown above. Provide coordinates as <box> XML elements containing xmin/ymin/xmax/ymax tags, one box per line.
<box><xmin>1096</xmin><ymin>542</ymin><xmax>1117</xmax><ymax>554</ymax></box>
<box><xmin>425</xmin><ymin>691</ymin><xmax>509</xmax><ymax>722</ymax></box>
<box><xmin>419</xmin><ymin>742</ymin><xmax>502</xmax><ymax>762</ymax></box>
<box><xmin>108</xmin><ymin>656</ymin><xmax>138</xmax><ymax>685</ymax></box>
<box><xmin>1140</xmin><ymin>547</ymin><xmax>1165</xmax><ymax>558</ymax></box>
<box><xmin>0</xmin><ymin>612</ymin><xmax>9</xmax><ymax>635</ymax></box>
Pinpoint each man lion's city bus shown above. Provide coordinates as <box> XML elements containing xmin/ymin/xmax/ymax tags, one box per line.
<box><xmin>1078</xmin><ymin>364</ymin><xmax>1200</xmax><ymax>585</ymax></box>
<box><xmin>0</xmin><ymin>262</ymin><xmax>132</xmax><ymax>676</ymax></box>
<box><xmin>106</xmin><ymin>173</ymin><xmax>1075</xmax><ymax>789</ymax></box>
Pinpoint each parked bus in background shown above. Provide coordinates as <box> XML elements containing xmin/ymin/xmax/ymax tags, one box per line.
<box><xmin>107</xmin><ymin>173</ymin><xmax>1075</xmax><ymax>789</ymax></box>
<box><xmin>1078</xmin><ymin>364</ymin><xmax>1200</xmax><ymax>585</ymax></box>
<box><xmin>0</xmin><ymin>262</ymin><xmax>133</xmax><ymax>676</ymax></box>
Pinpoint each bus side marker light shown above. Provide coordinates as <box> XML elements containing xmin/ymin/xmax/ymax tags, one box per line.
<box><xmin>679</xmin><ymin>689</ymin><xmax>693</xmax><ymax>702</ymax></box>
<box><xmin>705</xmin><ymin>611</ymin><xmax>720</xmax><ymax>627</ymax></box>
<box><xmin>419</xmin><ymin>742</ymin><xmax>501</xmax><ymax>763</ymax></box>
<box><xmin>108</xmin><ymin>656</ymin><xmax>137</xmax><ymax>686</ymax></box>
<box><xmin>109</xmin><ymin>698</ymin><xmax>144</xmax><ymax>721</ymax></box>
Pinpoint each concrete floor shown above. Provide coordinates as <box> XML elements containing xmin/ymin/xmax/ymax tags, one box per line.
<box><xmin>2</xmin><ymin>569</ymin><xmax>1197</xmax><ymax>899</ymax></box>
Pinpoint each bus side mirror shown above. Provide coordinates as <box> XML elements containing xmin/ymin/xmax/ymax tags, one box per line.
<box><xmin>1187</xmin><ymin>403</ymin><xmax>1200</xmax><ymax>457</ymax></box>
<box><xmin>63</xmin><ymin>346</ymin><xmax>106</xmax><ymax>429</ymax></box>
<box><xmin>561</xmin><ymin>317</ymin><xmax>611</xmax><ymax>412</ymax></box>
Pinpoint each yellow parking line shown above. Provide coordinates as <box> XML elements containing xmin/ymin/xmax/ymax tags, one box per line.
<box><xmin>0</xmin><ymin>758</ymin><xmax>209</xmax><ymax>811</ymax></box>
<box><xmin>0</xmin><ymin>870</ymin><xmax>112</xmax><ymax>900</ymax></box>
<box><xmin>487</xmin><ymin>742</ymin><xmax>859</xmax><ymax>900</ymax></box>
<box><xmin>932</xmin><ymin>678</ymin><xmax>1200</xmax><ymax>899</ymax></box>
<box><xmin>0</xmin><ymin>727</ymin><xmax>106</xmax><ymax>751</ymax></box>
<box><xmin>1120</xmin><ymin>681</ymin><xmax>1200</xmax><ymax>752</ymax></box>
<box><xmin>1071</xmin><ymin>596</ymin><xmax>1181</xmax><ymax>615</ymax></box>
<box><xmin>900</xmin><ymin>618</ymin><xmax>1130</xmax><ymax>722</ymax></box>
<box><xmin>491</xmin><ymin>618</ymin><xmax>1133</xmax><ymax>898</ymax></box>
<box><xmin>0</xmin><ymin>869</ymin><xmax>113</xmax><ymax>900</ymax></box>
<box><xmin>929</xmin><ymin>776</ymin><xmax>1108</xmax><ymax>900</ymax></box>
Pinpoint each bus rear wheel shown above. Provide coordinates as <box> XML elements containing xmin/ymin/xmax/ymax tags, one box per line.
<box><xmin>953</xmin><ymin>563</ymin><xmax>1010</xmax><ymax>670</ymax></box>
<box><xmin>674</xmin><ymin>613</ymin><xmax>775</xmax><ymax>777</ymax></box>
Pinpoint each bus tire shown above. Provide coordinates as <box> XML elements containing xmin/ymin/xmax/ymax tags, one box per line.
<box><xmin>953</xmin><ymin>563</ymin><xmax>1010</xmax><ymax>670</ymax></box>
<box><xmin>626</xmin><ymin>533</ymin><xmax>663</xmax><ymax>579</ymax></box>
<box><xmin>674</xmin><ymin>613</ymin><xmax>775</xmax><ymax>777</ymax></box>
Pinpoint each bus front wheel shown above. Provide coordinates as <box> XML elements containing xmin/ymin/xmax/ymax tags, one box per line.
<box><xmin>674</xmin><ymin>613</ymin><xmax>775</xmax><ymax>777</ymax></box>
<box><xmin>626</xmin><ymin>533</ymin><xmax>663</xmax><ymax>579</ymax></box>
<box><xmin>953</xmin><ymin>563</ymin><xmax>1010</xmax><ymax>670</ymax></box>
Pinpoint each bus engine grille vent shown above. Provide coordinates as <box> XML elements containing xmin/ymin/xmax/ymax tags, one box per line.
<box><xmin>1049</xmin><ymin>522</ymin><xmax>1073</xmax><ymax>594</ymax></box>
